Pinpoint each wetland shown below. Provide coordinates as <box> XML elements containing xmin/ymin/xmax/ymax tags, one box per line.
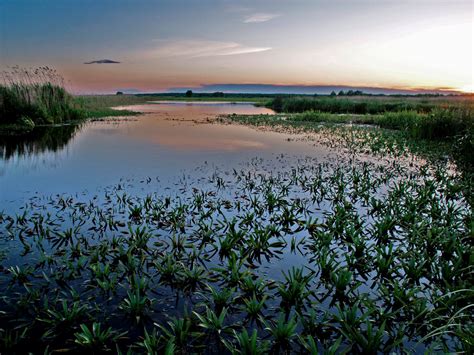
<box><xmin>0</xmin><ymin>99</ymin><xmax>472</xmax><ymax>354</ymax></box>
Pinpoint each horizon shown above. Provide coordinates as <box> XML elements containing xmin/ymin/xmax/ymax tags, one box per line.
<box><xmin>86</xmin><ymin>83</ymin><xmax>469</xmax><ymax>96</ymax></box>
<box><xmin>1</xmin><ymin>0</ymin><xmax>473</xmax><ymax>94</ymax></box>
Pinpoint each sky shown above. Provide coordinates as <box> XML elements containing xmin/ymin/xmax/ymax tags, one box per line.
<box><xmin>0</xmin><ymin>0</ymin><xmax>472</xmax><ymax>94</ymax></box>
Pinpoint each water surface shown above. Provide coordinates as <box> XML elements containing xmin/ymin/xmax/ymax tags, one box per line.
<box><xmin>0</xmin><ymin>102</ymin><xmax>331</xmax><ymax>205</ymax></box>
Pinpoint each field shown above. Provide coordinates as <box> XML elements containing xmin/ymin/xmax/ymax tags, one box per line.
<box><xmin>0</xmin><ymin>79</ymin><xmax>473</xmax><ymax>353</ymax></box>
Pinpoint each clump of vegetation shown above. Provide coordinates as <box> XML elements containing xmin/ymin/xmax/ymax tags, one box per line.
<box><xmin>74</xmin><ymin>94</ymin><xmax>147</xmax><ymax>118</ymax></box>
<box><xmin>287</xmin><ymin>107</ymin><xmax>473</xmax><ymax>140</ymax></box>
<box><xmin>268</xmin><ymin>96</ymin><xmax>446</xmax><ymax>114</ymax></box>
<box><xmin>0</xmin><ymin>66</ymin><xmax>84</xmax><ymax>130</ymax></box>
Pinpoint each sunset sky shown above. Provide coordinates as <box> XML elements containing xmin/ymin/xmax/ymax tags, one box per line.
<box><xmin>1</xmin><ymin>0</ymin><xmax>472</xmax><ymax>94</ymax></box>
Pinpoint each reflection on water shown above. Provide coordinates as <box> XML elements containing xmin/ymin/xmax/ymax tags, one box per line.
<box><xmin>2</xmin><ymin>102</ymin><xmax>339</xmax><ymax>204</ymax></box>
<box><xmin>0</xmin><ymin>124</ymin><xmax>82</xmax><ymax>160</ymax></box>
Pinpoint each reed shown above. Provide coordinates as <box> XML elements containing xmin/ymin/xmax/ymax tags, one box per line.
<box><xmin>0</xmin><ymin>66</ymin><xmax>84</xmax><ymax>128</ymax></box>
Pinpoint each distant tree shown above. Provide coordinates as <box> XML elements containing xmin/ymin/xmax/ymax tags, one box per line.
<box><xmin>330</xmin><ymin>91</ymin><xmax>337</xmax><ymax>97</ymax></box>
<box><xmin>212</xmin><ymin>91</ymin><xmax>225</xmax><ymax>97</ymax></box>
<box><xmin>185</xmin><ymin>90</ymin><xmax>193</xmax><ymax>97</ymax></box>
<box><xmin>338</xmin><ymin>90</ymin><xmax>345</xmax><ymax>96</ymax></box>
<box><xmin>116</xmin><ymin>91</ymin><xmax>124</xmax><ymax>95</ymax></box>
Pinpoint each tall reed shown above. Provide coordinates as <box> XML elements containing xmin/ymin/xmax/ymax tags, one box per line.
<box><xmin>0</xmin><ymin>66</ymin><xmax>84</xmax><ymax>127</ymax></box>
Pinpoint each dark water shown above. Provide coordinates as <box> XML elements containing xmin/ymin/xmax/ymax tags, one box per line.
<box><xmin>0</xmin><ymin>102</ymin><xmax>333</xmax><ymax>206</ymax></box>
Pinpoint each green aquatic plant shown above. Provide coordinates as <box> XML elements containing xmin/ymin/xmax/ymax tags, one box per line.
<box><xmin>39</xmin><ymin>299</ymin><xmax>89</xmax><ymax>339</ymax></box>
<box><xmin>223</xmin><ymin>329</ymin><xmax>270</xmax><ymax>355</ymax></box>
<box><xmin>74</xmin><ymin>322</ymin><xmax>124</xmax><ymax>351</ymax></box>
<box><xmin>278</xmin><ymin>267</ymin><xmax>314</xmax><ymax>313</ymax></box>
<box><xmin>8</xmin><ymin>265</ymin><xmax>33</xmax><ymax>285</ymax></box>
<box><xmin>242</xmin><ymin>294</ymin><xmax>268</xmax><ymax>326</ymax></box>
<box><xmin>264</xmin><ymin>314</ymin><xmax>298</xmax><ymax>353</ymax></box>
<box><xmin>156</xmin><ymin>316</ymin><xmax>195</xmax><ymax>352</ymax></box>
<box><xmin>202</xmin><ymin>285</ymin><xmax>237</xmax><ymax>314</ymax></box>
<box><xmin>0</xmin><ymin>327</ymin><xmax>29</xmax><ymax>353</ymax></box>
<box><xmin>119</xmin><ymin>289</ymin><xmax>152</xmax><ymax>323</ymax></box>
<box><xmin>137</xmin><ymin>328</ymin><xmax>165</xmax><ymax>355</ymax></box>
<box><xmin>194</xmin><ymin>306</ymin><xmax>231</xmax><ymax>347</ymax></box>
<box><xmin>0</xmin><ymin>151</ymin><xmax>471</xmax><ymax>352</ymax></box>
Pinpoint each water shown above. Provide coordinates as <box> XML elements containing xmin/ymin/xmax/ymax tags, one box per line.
<box><xmin>0</xmin><ymin>102</ymin><xmax>333</xmax><ymax>206</ymax></box>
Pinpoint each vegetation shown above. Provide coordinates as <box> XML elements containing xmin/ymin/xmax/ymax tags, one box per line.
<box><xmin>258</xmin><ymin>96</ymin><xmax>474</xmax><ymax>170</ymax></box>
<box><xmin>74</xmin><ymin>94</ymin><xmax>147</xmax><ymax>118</ymax></box>
<box><xmin>0</xmin><ymin>66</ymin><xmax>84</xmax><ymax>130</ymax></box>
<box><xmin>0</xmin><ymin>151</ymin><xmax>471</xmax><ymax>353</ymax></box>
<box><xmin>0</xmin><ymin>67</ymin><xmax>146</xmax><ymax>134</ymax></box>
<box><xmin>284</xmin><ymin>107</ymin><xmax>473</xmax><ymax>139</ymax></box>
<box><xmin>136</xmin><ymin>92</ymin><xmax>273</xmax><ymax>103</ymax></box>
<box><xmin>267</xmin><ymin>95</ymin><xmax>469</xmax><ymax>114</ymax></box>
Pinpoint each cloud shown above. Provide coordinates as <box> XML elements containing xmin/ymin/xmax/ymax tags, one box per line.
<box><xmin>243</xmin><ymin>13</ymin><xmax>280</xmax><ymax>23</ymax></box>
<box><xmin>151</xmin><ymin>40</ymin><xmax>271</xmax><ymax>58</ymax></box>
<box><xmin>84</xmin><ymin>59</ymin><xmax>121</xmax><ymax>64</ymax></box>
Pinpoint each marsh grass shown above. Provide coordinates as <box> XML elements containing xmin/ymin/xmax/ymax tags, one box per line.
<box><xmin>0</xmin><ymin>67</ymin><xmax>150</xmax><ymax>134</ymax></box>
<box><xmin>289</xmin><ymin>107</ymin><xmax>473</xmax><ymax>140</ymax></box>
<box><xmin>268</xmin><ymin>96</ymin><xmax>467</xmax><ymax>114</ymax></box>
<box><xmin>225</xmin><ymin>105</ymin><xmax>473</xmax><ymax>172</ymax></box>
<box><xmin>0</xmin><ymin>66</ymin><xmax>84</xmax><ymax>129</ymax></box>
<box><xmin>74</xmin><ymin>94</ymin><xmax>149</xmax><ymax>118</ymax></box>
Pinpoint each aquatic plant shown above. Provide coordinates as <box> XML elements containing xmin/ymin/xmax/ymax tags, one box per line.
<box><xmin>0</xmin><ymin>151</ymin><xmax>471</xmax><ymax>353</ymax></box>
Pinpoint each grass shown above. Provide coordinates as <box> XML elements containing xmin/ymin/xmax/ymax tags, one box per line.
<box><xmin>0</xmin><ymin>67</ymin><xmax>147</xmax><ymax>134</ymax></box>
<box><xmin>268</xmin><ymin>95</ymin><xmax>471</xmax><ymax>114</ymax></box>
<box><xmin>136</xmin><ymin>92</ymin><xmax>273</xmax><ymax>104</ymax></box>
<box><xmin>225</xmin><ymin>103</ymin><xmax>474</xmax><ymax>172</ymax></box>
<box><xmin>0</xmin><ymin>67</ymin><xmax>84</xmax><ymax>131</ymax></box>
<box><xmin>288</xmin><ymin>107</ymin><xmax>473</xmax><ymax>139</ymax></box>
<box><xmin>74</xmin><ymin>94</ymin><xmax>149</xmax><ymax>118</ymax></box>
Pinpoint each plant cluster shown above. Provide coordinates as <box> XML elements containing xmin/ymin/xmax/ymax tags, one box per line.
<box><xmin>0</xmin><ymin>66</ymin><xmax>84</xmax><ymax>128</ymax></box>
<box><xmin>0</xmin><ymin>154</ymin><xmax>471</xmax><ymax>353</ymax></box>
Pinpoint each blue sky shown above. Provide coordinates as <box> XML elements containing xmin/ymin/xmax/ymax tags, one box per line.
<box><xmin>1</xmin><ymin>0</ymin><xmax>472</xmax><ymax>93</ymax></box>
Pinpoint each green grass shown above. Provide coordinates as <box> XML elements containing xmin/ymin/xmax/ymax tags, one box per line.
<box><xmin>145</xmin><ymin>95</ymin><xmax>268</xmax><ymax>103</ymax></box>
<box><xmin>0</xmin><ymin>68</ymin><xmax>149</xmax><ymax>134</ymax></box>
<box><xmin>136</xmin><ymin>92</ymin><xmax>273</xmax><ymax>104</ymax></box>
<box><xmin>289</xmin><ymin>107</ymin><xmax>473</xmax><ymax>139</ymax></box>
<box><xmin>74</xmin><ymin>95</ymin><xmax>145</xmax><ymax>118</ymax></box>
<box><xmin>268</xmin><ymin>95</ymin><xmax>471</xmax><ymax>114</ymax></box>
<box><xmin>0</xmin><ymin>67</ymin><xmax>85</xmax><ymax>132</ymax></box>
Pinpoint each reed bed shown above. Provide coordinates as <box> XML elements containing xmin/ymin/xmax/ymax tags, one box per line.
<box><xmin>268</xmin><ymin>96</ymin><xmax>440</xmax><ymax>114</ymax></box>
<box><xmin>0</xmin><ymin>66</ymin><xmax>84</xmax><ymax>128</ymax></box>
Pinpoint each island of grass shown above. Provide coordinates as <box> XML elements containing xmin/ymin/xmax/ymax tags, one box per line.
<box><xmin>224</xmin><ymin>95</ymin><xmax>474</xmax><ymax>169</ymax></box>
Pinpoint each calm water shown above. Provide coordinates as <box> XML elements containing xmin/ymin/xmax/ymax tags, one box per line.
<box><xmin>0</xmin><ymin>102</ymin><xmax>332</xmax><ymax>206</ymax></box>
